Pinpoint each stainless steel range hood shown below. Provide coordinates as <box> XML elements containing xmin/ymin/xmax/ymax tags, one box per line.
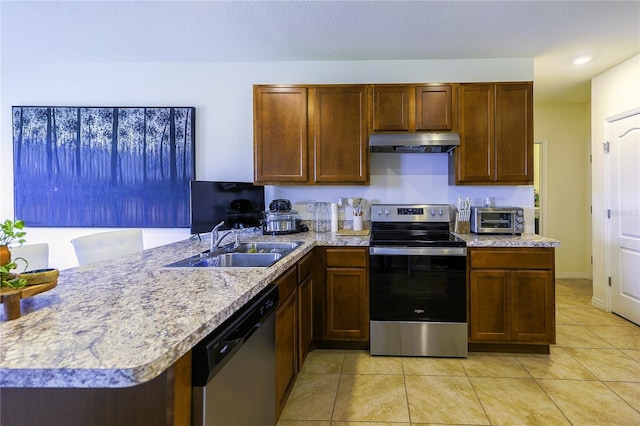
<box><xmin>370</xmin><ymin>132</ymin><xmax>460</xmax><ymax>153</ymax></box>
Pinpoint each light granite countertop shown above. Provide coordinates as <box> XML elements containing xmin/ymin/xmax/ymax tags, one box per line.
<box><xmin>0</xmin><ymin>230</ymin><xmax>368</xmax><ymax>388</ymax></box>
<box><xmin>0</xmin><ymin>229</ymin><xmax>556</xmax><ymax>388</ymax></box>
<box><xmin>454</xmin><ymin>233</ymin><xmax>560</xmax><ymax>248</ymax></box>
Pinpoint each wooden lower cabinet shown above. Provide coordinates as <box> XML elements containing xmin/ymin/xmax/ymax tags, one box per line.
<box><xmin>298</xmin><ymin>273</ymin><xmax>313</xmax><ymax>367</ymax></box>
<box><xmin>326</xmin><ymin>267</ymin><xmax>369</xmax><ymax>340</ymax></box>
<box><xmin>314</xmin><ymin>247</ymin><xmax>369</xmax><ymax>344</ymax></box>
<box><xmin>297</xmin><ymin>251</ymin><xmax>314</xmax><ymax>367</ymax></box>
<box><xmin>468</xmin><ymin>247</ymin><xmax>555</xmax><ymax>353</ymax></box>
<box><xmin>275</xmin><ymin>265</ymin><xmax>298</xmax><ymax>418</ymax></box>
<box><xmin>0</xmin><ymin>352</ymin><xmax>192</xmax><ymax>426</ymax></box>
<box><xmin>275</xmin><ymin>251</ymin><xmax>314</xmax><ymax>419</ymax></box>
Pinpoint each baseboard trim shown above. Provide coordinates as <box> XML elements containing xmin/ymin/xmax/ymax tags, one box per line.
<box><xmin>591</xmin><ymin>297</ymin><xmax>606</xmax><ymax>310</ymax></box>
<box><xmin>555</xmin><ymin>273</ymin><xmax>589</xmax><ymax>279</ymax></box>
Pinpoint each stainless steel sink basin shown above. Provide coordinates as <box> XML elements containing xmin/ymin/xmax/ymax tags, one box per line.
<box><xmin>164</xmin><ymin>241</ymin><xmax>304</xmax><ymax>268</ymax></box>
<box><xmin>233</xmin><ymin>241</ymin><xmax>303</xmax><ymax>254</ymax></box>
<box><xmin>214</xmin><ymin>253</ymin><xmax>282</xmax><ymax>267</ymax></box>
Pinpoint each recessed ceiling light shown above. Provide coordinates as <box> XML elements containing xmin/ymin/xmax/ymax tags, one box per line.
<box><xmin>573</xmin><ymin>56</ymin><xmax>592</xmax><ymax>65</ymax></box>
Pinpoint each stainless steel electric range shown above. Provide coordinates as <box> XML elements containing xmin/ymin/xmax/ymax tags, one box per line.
<box><xmin>369</xmin><ymin>204</ymin><xmax>468</xmax><ymax>358</ymax></box>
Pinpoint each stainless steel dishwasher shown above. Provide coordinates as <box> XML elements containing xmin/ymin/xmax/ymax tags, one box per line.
<box><xmin>192</xmin><ymin>284</ymin><xmax>279</xmax><ymax>425</ymax></box>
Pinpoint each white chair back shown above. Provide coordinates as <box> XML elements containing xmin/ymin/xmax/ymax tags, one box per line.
<box><xmin>9</xmin><ymin>243</ymin><xmax>50</xmax><ymax>272</ymax></box>
<box><xmin>71</xmin><ymin>230</ymin><xmax>144</xmax><ymax>266</ymax></box>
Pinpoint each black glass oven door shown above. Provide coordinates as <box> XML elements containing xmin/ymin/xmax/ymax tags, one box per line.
<box><xmin>369</xmin><ymin>254</ymin><xmax>466</xmax><ymax>322</ymax></box>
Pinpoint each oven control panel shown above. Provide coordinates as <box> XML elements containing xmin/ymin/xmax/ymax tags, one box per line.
<box><xmin>371</xmin><ymin>204</ymin><xmax>451</xmax><ymax>223</ymax></box>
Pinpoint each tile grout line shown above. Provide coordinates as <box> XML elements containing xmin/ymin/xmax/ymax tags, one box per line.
<box><xmin>328</xmin><ymin>353</ymin><xmax>346</xmax><ymax>424</ymax></box>
<box><xmin>601</xmin><ymin>380</ymin><xmax>640</xmax><ymax>416</ymax></box>
<box><xmin>461</xmin><ymin>358</ymin><xmax>493</xmax><ymax>425</ymax></box>
<box><xmin>401</xmin><ymin>359</ymin><xmax>412</xmax><ymax>425</ymax></box>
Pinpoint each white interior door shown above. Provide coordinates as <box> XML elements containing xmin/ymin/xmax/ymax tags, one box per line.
<box><xmin>607</xmin><ymin>112</ymin><xmax>640</xmax><ymax>325</ymax></box>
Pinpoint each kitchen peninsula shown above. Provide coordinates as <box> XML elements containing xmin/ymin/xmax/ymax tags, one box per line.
<box><xmin>0</xmin><ymin>230</ymin><xmax>558</xmax><ymax>425</ymax></box>
<box><xmin>0</xmin><ymin>231</ymin><xmax>365</xmax><ymax>425</ymax></box>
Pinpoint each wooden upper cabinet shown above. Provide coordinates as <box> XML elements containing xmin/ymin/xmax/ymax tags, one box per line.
<box><xmin>312</xmin><ymin>85</ymin><xmax>369</xmax><ymax>184</ymax></box>
<box><xmin>456</xmin><ymin>84</ymin><xmax>495</xmax><ymax>183</ymax></box>
<box><xmin>254</xmin><ymin>86</ymin><xmax>308</xmax><ymax>184</ymax></box>
<box><xmin>372</xmin><ymin>85</ymin><xmax>411</xmax><ymax>131</ymax></box>
<box><xmin>452</xmin><ymin>82</ymin><xmax>533</xmax><ymax>185</ymax></box>
<box><xmin>371</xmin><ymin>84</ymin><xmax>456</xmax><ymax>132</ymax></box>
<box><xmin>495</xmin><ymin>83</ymin><xmax>533</xmax><ymax>183</ymax></box>
<box><xmin>415</xmin><ymin>84</ymin><xmax>456</xmax><ymax>131</ymax></box>
<box><xmin>254</xmin><ymin>85</ymin><xmax>368</xmax><ymax>185</ymax></box>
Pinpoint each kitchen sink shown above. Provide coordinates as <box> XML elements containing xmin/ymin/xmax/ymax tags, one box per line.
<box><xmin>164</xmin><ymin>241</ymin><xmax>304</xmax><ymax>268</ymax></box>
<box><xmin>233</xmin><ymin>241</ymin><xmax>303</xmax><ymax>254</ymax></box>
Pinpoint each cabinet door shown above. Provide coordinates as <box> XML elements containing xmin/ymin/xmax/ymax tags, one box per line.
<box><xmin>313</xmin><ymin>86</ymin><xmax>369</xmax><ymax>184</ymax></box>
<box><xmin>416</xmin><ymin>84</ymin><xmax>455</xmax><ymax>131</ymax></box>
<box><xmin>456</xmin><ymin>84</ymin><xmax>495</xmax><ymax>183</ymax></box>
<box><xmin>325</xmin><ymin>267</ymin><xmax>369</xmax><ymax>341</ymax></box>
<box><xmin>469</xmin><ymin>269</ymin><xmax>511</xmax><ymax>342</ymax></box>
<box><xmin>511</xmin><ymin>270</ymin><xmax>555</xmax><ymax>343</ymax></box>
<box><xmin>372</xmin><ymin>85</ymin><xmax>411</xmax><ymax>131</ymax></box>
<box><xmin>495</xmin><ymin>83</ymin><xmax>533</xmax><ymax>183</ymax></box>
<box><xmin>254</xmin><ymin>86</ymin><xmax>308</xmax><ymax>183</ymax></box>
<box><xmin>297</xmin><ymin>274</ymin><xmax>313</xmax><ymax>367</ymax></box>
<box><xmin>275</xmin><ymin>291</ymin><xmax>297</xmax><ymax>416</ymax></box>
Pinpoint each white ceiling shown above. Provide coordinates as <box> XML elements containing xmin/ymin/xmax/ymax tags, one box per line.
<box><xmin>2</xmin><ymin>0</ymin><xmax>639</xmax><ymax>103</ymax></box>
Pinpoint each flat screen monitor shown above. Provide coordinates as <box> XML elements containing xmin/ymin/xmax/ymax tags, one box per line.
<box><xmin>189</xmin><ymin>181</ymin><xmax>265</xmax><ymax>235</ymax></box>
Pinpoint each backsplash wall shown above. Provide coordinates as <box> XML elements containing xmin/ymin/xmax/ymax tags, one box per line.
<box><xmin>266</xmin><ymin>152</ymin><xmax>534</xmax><ymax>231</ymax></box>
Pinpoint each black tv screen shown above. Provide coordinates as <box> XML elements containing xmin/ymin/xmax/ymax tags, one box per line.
<box><xmin>189</xmin><ymin>181</ymin><xmax>265</xmax><ymax>235</ymax></box>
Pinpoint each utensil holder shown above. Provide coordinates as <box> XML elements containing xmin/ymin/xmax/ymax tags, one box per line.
<box><xmin>353</xmin><ymin>214</ymin><xmax>363</xmax><ymax>231</ymax></box>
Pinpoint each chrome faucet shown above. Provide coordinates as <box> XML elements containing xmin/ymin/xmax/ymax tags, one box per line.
<box><xmin>210</xmin><ymin>221</ymin><xmax>225</xmax><ymax>252</ymax></box>
<box><xmin>210</xmin><ymin>221</ymin><xmax>239</xmax><ymax>252</ymax></box>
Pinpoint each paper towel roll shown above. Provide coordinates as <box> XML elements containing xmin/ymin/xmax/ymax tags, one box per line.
<box><xmin>330</xmin><ymin>202</ymin><xmax>338</xmax><ymax>233</ymax></box>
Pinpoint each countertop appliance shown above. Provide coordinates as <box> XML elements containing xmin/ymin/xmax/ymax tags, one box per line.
<box><xmin>192</xmin><ymin>284</ymin><xmax>279</xmax><ymax>425</ymax></box>
<box><xmin>262</xmin><ymin>209</ymin><xmax>305</xmax><ymax>235</ymax></box>
<box><xmin>369</xmin><ymin>204</ymin><xmax>468</xmax><ymax>357</ymax></box>
<box><xmin>262</xmin><ymin>199</ymin><xmax>308</xmax><ymax>235</ymax></box>
<box><xmin>470</xmin><ymin>206</ymin><xmax>525</xmax><ymax>235</ymax></box>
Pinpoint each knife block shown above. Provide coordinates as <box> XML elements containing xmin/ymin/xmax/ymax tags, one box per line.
<box><xmin>454</xmin><ymin>214</ymin><xmax>470</xmax><ymax>234</ymax></box>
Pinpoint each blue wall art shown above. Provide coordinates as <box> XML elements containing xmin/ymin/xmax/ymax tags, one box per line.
<box><xmin>12</xmin><ymin>106</ymin><xmax>195</xmax><ymax>227</ymax></box>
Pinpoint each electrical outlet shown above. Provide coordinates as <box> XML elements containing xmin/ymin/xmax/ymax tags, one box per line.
<box><xmin>306</xmin><ymin>201</ymin><xmax>315</xmax><ymax>213</ymax></box>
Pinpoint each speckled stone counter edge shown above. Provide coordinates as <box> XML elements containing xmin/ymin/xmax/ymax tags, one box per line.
<box><xmin>0</xmin><ymin>231</ymin><xmax>556</xmax><ymax>388</ymax></box>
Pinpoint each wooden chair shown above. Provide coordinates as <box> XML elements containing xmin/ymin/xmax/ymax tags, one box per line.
<box><xmin>9</xmin><ymin>243</ymin><xmax>49</xmax><ymax>272</ymax></box>
<box><xmin>71</xmin><ymin>230</ymin><xmax>143</xmax><ymax>266</ymax></box>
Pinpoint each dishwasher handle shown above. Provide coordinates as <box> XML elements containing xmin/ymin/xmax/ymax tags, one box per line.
<box><xmin>205</xmin><ymin>337</ymin><xmax>244</xmax><ymax>372</ymax></box>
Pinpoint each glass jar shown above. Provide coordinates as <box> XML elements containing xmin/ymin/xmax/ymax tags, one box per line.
<box><xmin>314</xmin><ymin>202</ymin><xmax>330</xmax><ymax>233</ymax></box>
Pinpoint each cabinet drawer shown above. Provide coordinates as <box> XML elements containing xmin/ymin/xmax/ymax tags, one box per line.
<box><xmin>470</xmin><ymin>248</ymin><xmax>554</xmax><ymax>270</ymax></box>
<box><xmin>325</xmin><ymin>248</ymin><xmax>368</xmax><ymax>268</ymax></box>
<box><xmin>298</xmin><ymin>251</ymin><xmax>314</xmax><ymax>283</ymax></box>
<box><xmin>276</xmin><ymin>266</ymin><xmax>298</xmax><ymax>307</ymax></box>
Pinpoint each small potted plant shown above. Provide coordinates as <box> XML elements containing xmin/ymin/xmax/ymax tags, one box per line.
<box><xmin>0</xmin><ymin>219</ymin><xmax>28</xmax><ymax>289</ymax></box>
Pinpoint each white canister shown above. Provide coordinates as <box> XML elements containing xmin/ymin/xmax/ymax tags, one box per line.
<box><xmin>353</xmin><ymin>215</ymin><xmax>363</xmax><ymax>231</ymax></box>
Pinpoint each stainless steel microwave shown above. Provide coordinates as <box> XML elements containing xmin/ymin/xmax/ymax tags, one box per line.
<box><xmin>470</xmin><ymin>207</ymin><xmax>525</xmax><ymax>235</ymax></box>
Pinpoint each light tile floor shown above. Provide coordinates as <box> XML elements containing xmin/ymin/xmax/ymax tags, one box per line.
<box><xmin>278</xmin><ymin>279</ymin><xmax>640</xmax><ymax>425</ymax></box>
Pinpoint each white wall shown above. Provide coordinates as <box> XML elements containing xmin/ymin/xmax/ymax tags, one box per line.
<box><xmin>591</xmin><ymin>54</ymin><xmax>640</xmax><ymax>308</ymax></box>
<box><xmin>533</xmin><ymin>103</ymin><xmax>591</xmax><ymax>278</ymax></box>
<box><xmin>1</xmin><ymin>59</ymin><xmax>533</xmax><ymax>270</ymax></box>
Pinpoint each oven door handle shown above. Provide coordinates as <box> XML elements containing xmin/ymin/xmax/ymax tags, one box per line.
<box><xmin>369</xmin><ymin>246</ymin><xmax>467</xmax><ymax>256</ymax></box>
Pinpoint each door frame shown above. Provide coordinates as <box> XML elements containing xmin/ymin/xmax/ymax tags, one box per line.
<box><xmin>534</xmin><ymin>139</ymin><xmax>548</xmax><ymax>236</ymax></box>
<box><xmin>603</xmin><ymin>106</ymin><xmax>640</xmax><ymax>313</ymax></box>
